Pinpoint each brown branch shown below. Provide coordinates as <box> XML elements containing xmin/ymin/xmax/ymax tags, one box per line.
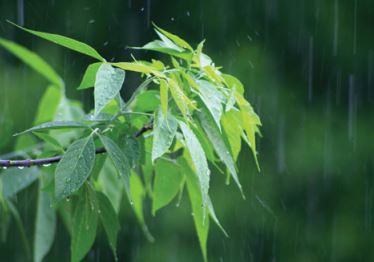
<box><xmin>0</xmin><ymin>123</ymin><xmax>153</xmax><ymax>168</ymax></box>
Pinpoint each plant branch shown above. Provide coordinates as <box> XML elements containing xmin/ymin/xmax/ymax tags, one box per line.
<box><xmin>0</xmin><ymin>123</ymin><xmax>153</xmax><ymax>168</ymax></box>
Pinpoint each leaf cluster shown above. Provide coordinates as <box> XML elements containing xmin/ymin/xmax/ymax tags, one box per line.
<box><xmin>0</xmin><ymin>22</ymin><xmax>261</xmax><ymax>261</ymax></box>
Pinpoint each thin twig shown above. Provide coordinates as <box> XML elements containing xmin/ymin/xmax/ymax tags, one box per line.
<box><xmin>0</xmin><ymin>124</ymin><xmax>153</xmax><ymax>168</ymax></box>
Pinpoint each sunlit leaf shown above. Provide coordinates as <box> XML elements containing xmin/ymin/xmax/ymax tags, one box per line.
<box><xmin>55</xmin><ymin>135</ymin><xmax>96</xmax><ymax>202</ymax></box>
<box><xmin>221</xmin><ymin>110</ymin><xmax>242</xmax><ymax>161</ymax></box>
<box><xmin>94</xmin><ymin>64</ymin><xmax>125</xmax><ymax>116</ymax></box>
<box><xmin>137</xmin><ymin>40</ymin><xmax>193</xmax><ymax>60</ymax></box>
<box><xmin>153</xmin><ymin>23</ymin><xmax>193</xmax><ymax>51</ymax></box>
<box><xmin>10</xmin><ymin>22</ymin><xmax>105</xmax><ymax>61</ymax></box>
<box><xmin>159</xmin><ymin>79</ymin><xmax>169</xmax><ymax>116</ymax></box>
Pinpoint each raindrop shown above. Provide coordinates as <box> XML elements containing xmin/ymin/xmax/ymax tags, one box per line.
<box><xmin>18</xmin><ymin>166</ymin><xmax>25</xmax><ymax>170</ymax></box>
<box><xmin>98</xmin><ymin>209</ymin><xmax>102</xmax><ymax>214</ymax></box>
<box><xmin>89</xmin><ymin>19</ymin><xmax>95</xmax><ymax>24</ymax></box>
<box><xmin>186</xmin><ymin>11</ymin><xmax>191</xmax><ymax>16</ymax></box>
<box><xmin>66</xmin><ymin>197</ymin><xmax>71</xmax><ymax>202</ymax></box>
<box><xmin>17</xmin><ymin>0</ymin><xmax>24</xmax><ymax>26</ymax></box>
<box><xmin>2</xmin><ymin>167</ymin><xmax>7</xmax><ymax>170</ymax></box>
<box><xmin>140</xmin><ymin>7</ymin><xmax>144</xmax><ymax>12</ymax></box>
<box><xmin>171</xmin><ymin>17</ymin><xmax>175</xmax><ymax>21</ymax></box>
<box><xmin>43</xmin><ymin>163</ymin><xmax>51</xmax><ymax>167</ymax></box>
<box><xmin>103</xmin><ymin>41</ymin><xmax>109</xmax><ymax>46</ymax></box>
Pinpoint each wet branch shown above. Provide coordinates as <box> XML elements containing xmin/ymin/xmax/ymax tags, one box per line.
<box><xmin>0</xmin><ymin>123</ymin><xmax>153</xmax><ymax>168</ymax></box>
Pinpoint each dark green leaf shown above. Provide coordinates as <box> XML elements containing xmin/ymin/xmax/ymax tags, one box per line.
<box><xmin>71</xmin><ymin>188</ymin><xmax>98</xmax><ymax>262</ymax></box>
<box><xmin>0</xmin><ymin>168</ymin><xmax>40</xmax><ymax>198</ymax></box>
<box><xmin>99</xmin><ymin>135</ymin><xmax>131</xmax><ymax>202</ymax></box>
<box><xmin>97</xmin><ymin>191</ymin><xmax>120</xmax><ymax>259</ymax></box>
<box><xmin>55</xmin><ymin>136</ymin><xmax>96</xmax><ymax>202</ymax></box>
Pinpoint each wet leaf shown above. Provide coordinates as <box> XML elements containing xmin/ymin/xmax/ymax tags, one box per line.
<box><xmin>152</xmin><ymin>108</ymin><xmax>178</xmax><ymax>162</ymax></box>
<box><xmin>94</xmin><ymin>64</ymin><xmax>125</xmax><ymax>116</ymax></box>
<box><xmin>71</xmin><ymin>188</ymin><xmax>98</xmax><ymax>262</ymax></box>
<box><xmin>179</xmin><ymin>121</ymin><xmax>210</xmax><ymax>209</ymax></box>
<box><xmin>55</xmin><ymin>136</ymin><xmax>96</xmax><ymax>202</ymax></box>
<box><xmin>99</xmin><ymin>135</ymin><xmax>131</xmax><ymax>202</ymax></box>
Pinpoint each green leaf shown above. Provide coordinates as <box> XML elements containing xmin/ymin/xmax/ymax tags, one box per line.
<box><xmin>99</xmin><ymin>135</ymin><xmax>131</xmax><ymax>203</ymax></box>
<box><xmin>178</xmin><ymin>121</ymin><xmax>210</xmax><ymax>210</ymax></box>
<box><xmin>152</xmin><ymin>108</ymin><xmax>178</xmax><ymax>162</ymax></box>
<box><xmin>152</xmin><ymin>159</ymin><xmax>183</xmax><ymax>215</ymax></box>
<box><xmin>15</xmin><ymin>121</ymin><xmax>89</xmax><ymax>136</ymax></box>
<box><xmin>139</xmin><ymin>40</ymin><xmax>193</xmax><ymax>60</ymax></box>
<box><xmin>178</xmin><ymin>157</ymin><xmax>209</xmax><ymax>262</ymax></box>
<box><xmin>131</xmin><ymin>90</ymin><xmax>160</xmax><ymax>112</ymax></box>
<box><xmin>97</xmin><ymin>159</ymin><xmax>123</xmax><ymax>213</ymax></box>
<box><xmin>97</xmin><ymin>191</ymin><xmax>120</xmax><ymax>259</ymax></box>
<box><xmin>159</xmin><ymin>79</ymin><xmax>169</xmax><ymax>116</ymax></box>
<box><xmin>122</xmin><ymin>136</ymin><xmax>141</xmax><ymax>168</ymax></box>
<box><xmin>34</xmin><ymin>85</ymin><xmax>63</xmax><ymax>125</ymax></box>
<box><xmin>10</xmin><ymin>22</ymin><xmax>105</xmax><ymax>61</ymax></box>
<box><xmin>235</xmin><ymin>93</ymin><xmax>261</xmax><ymax>171</ymax></box>
<box><xmin>130</xmin><ymin>172</ymin><xmax>154</xmax><ymax>242</ymax></box>
<box><xmin>153</xmin><ymin>23</ymin><xmax>193</xmax><ymax>51</ymax></box>
<box><xmin>197</xmin><ymin>80</ymin><xmax>224</xmax><ymax>130</ymax></box>
<box><xmin>71</xmin><ymin>188</ymin><xmax>98</xmax><ymax>262</ymax></box>
<box><xmin>34</xmin><ymin>132</ymin><xmax>64</xmax><ymax>151</ymax></box>
<box><xmin>111</xmin><ymin>62</ymin><xmax>164</xmax><ymax>77</ymax></box>
<box><xmin>94</xmin><ymin>64</ymin><xmax>125</xmax><ymax>116</ymax></box>
<box><xmin>168</xmin><ymin>78</ymin><xmax>191</xmax><ymax>120</ymax></box>
<box><xmin>222</xmin><ymin>74</ymin><xmax>244</xmax><ymax>95</ymax></box>
<box><xmin>34</xmin><ymin>180</ymin><xmax>56</xmax><ymax>262</ymax></box>
<box><xmin>78</xmin><ymin>62</ymin><xmax>103</xmax><ymax>90</ymax></box>
<box><xmin>221</xmin><ymin>110</ymin><xmax>242</xmax><ymax>161</ymax></box>
<box><xmin>55</xmin><ymin>136</ymin><xmax>96</xmax><ymax>202</ymax></box>
<box><xmin>0</xmin><ymin>168</ymin><xmax>40</xmax><ymax>198</ymax></box>
<box><xmin>0</xmin><ymin>37</ymin><xmax>63</xmax><ymax>87</ymax></box>
<box><xmin>198</xmin><ymin>107</ymin><xmax>243</xmax><ymax>195</ymax></box>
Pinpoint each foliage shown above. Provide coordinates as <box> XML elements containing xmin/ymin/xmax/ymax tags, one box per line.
<box><xmin>0</xmin><ymin>23</ymin><xmax>261</xmax><ymax>261</ymax></box>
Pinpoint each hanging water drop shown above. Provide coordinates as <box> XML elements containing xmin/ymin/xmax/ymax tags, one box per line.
<box><xmin>43</xmin><ymin>163</ymin><xmax>51</xmax><ymax>167</ymax></box>
<box><xmin>18</xmin><ymin>166</ymin><xmax>25</xmax><ymax>170</ymax></box>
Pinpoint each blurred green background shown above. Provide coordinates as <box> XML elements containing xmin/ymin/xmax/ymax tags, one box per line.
<box><xmin>1</xmin><ymin>0</ymin><xmax>374</xmax><ymax>261</ymax></box>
